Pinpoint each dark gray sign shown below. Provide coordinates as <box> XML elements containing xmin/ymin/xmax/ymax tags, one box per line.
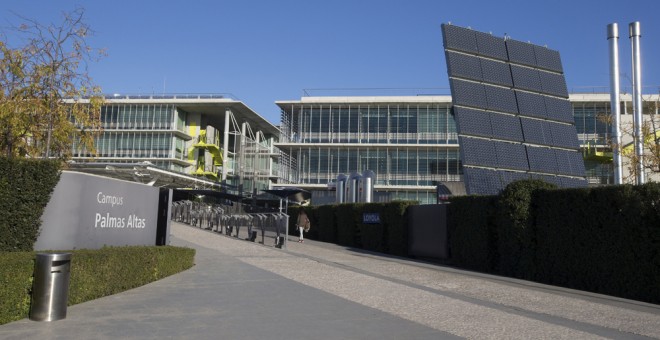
<box><xmin>35</xmin><ymin>171</ymin><xmax>160</xmax><ymax>250</ymax></box>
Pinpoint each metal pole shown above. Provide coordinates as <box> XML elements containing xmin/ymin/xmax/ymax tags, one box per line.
<box><xmin>629</xmin><ymin>22</ymin><xmax>645</xmax><ymax>184</ymax></box>
<box><xmin>607</xmin><ymin>23</ymin><xmax>623</xmax><ymax>184</ymax></box>
<box><xmin>222</xmin><ymin>109</ymin><xmax>230</xmax><ymax>181</ymax></box>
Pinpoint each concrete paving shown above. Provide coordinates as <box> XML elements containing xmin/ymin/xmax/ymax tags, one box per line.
<box><xmin>1</xmin><ymin>222</ymin><xmax>659</xmax><ymax>339</ymax></box>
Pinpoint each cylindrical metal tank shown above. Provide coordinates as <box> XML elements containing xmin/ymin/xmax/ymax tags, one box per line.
<box><xmin>361</xmin><ymin>170</ymin><xmax>376</xmax><ymax>203</ymax></box>
<box><xmin>347</xmin><ymin>172</ymin><xmax>361</xmax><ymax>203</ymax></box>
<box><xmin>336</xmin><ymin>173</ymin><xmax>347</xmax><ymax>203</ymax></box>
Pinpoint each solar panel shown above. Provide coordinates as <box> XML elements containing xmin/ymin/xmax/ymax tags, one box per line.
<box><xmin>459</xmin><ymin>137</ymin><xmax>498</xmax><ymax>168</ymax></box>
<box><xmin>464</xmin><ymin>167</ymin><xmax>503</xmax><ymax>195</ymax></box>
<box><xmin>544</xmin><ymin>96</ymin><xmax>574</xmax><ymax>123</ymax></box>
<box><xmin>450</xmin><ymin>79</ymin><xmax>488</xmax><ymax>110</ymax></box>
<box><xmin>521</xmin><ymin>118</ymin><xmax>552</xmax><ymax>146</ymax></box>
<box><xmin>442</xmin><ymin>24</ymin><xmax>583</xmax><ymax>193</ymax></box>
<box><xmin>494</xmin><ymin>141</ymin><xmax>529</xmax><ymax>170</ymax></box>
<box><xmin>490</xmin><ymin>113</ymin><xmax>523</xmax><ymax>142</ymax></box>
<box><xmin>485</xmin><ymin>85</ymin><xmax>518</xmax><ymax>114</ymax></box>
<box><xmin>511</xmin><ymin>65</ymin><xmax>542</xmax><ymax>92</ymax></box>
<box><xmin>481</xmin><ymin>58</ymin><xmax>513</xmax><ymax>87</ymax></box>
<box><xmin>539</xmin><ymin>71</ymin><xmax>569</xmax><ymax>97</ymax></box>
<box><xmin>534</xmin><ymin>45</ymin><xmax>563</xmax><ymax>73</ymax></box>
<box><xmin>454</xmin><ymin>107</ymin><xmax>492</xmax><ymax>138</ymax></box>
<box><xmin>516</xmin><ymin>91</ymin><xmax>547</xmax><ymax>119</ymax></box>
<box><xmin>500</xmin><ymin>171</ymin><xmax>530</xmax><ymax>187</ymax></box>
<box><xmin>560</xmin><ymin>177</ymin><xmax>588</xmax><ymax>188</ymax></box>
<box><xmin>549</xmin><ymin>123</ymin><xmax>580</xmax><ymax>149</ymax></box>
<box><xmin>527</xmin><ymin>146</ymin><xmax>558</xmax><ymax>173</ymax></box>
<box><xmin>442</xmin><ymin>24</ymin><xmax>478</xmax><ymax>53</ymax></box>
<box><xmin>506</xmin><ymin>39</ymin><xmax>537</xmax><ymax>67</ymax></box>
<box><xmin>475</xmin><ymin>31</ymin><xmax>508</xmax><ymax>61</ymax></box>
<box><xmin>446</xmin><ymin>51</ymin><xmax>483</xmax><ymax>82</ymax></box>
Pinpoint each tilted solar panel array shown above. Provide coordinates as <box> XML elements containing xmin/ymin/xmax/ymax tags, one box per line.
<box><xmin>442</xmin><ymin>24</ymin><xmax>587</xmax><ymax>195</ymax></box>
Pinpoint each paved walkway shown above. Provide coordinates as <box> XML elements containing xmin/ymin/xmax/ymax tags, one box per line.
<box><xmin>1</xmin><ymin>222</ymin><xmax>659</xmax><ymax>339</ymax></box>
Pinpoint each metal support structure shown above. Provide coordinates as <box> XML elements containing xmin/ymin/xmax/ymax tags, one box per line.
<box><xmin>607</xmin><ymin>23</ymin><xmax>623</xmax><ymax>184</ymax></box>
<box><xmin>629</xmin><ymin>21</ymin><xmax>645</xmax><ymax>184</ymax></box>
<box><xmin>222</xmin><ymin>109</ymin><xmax>230</xmax><ymax>181</ymax></box>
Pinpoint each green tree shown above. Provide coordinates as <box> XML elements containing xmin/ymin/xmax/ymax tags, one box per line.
<box><xmin>0</xmin><ymin>7</ymin><xmax>104</xmax><ymax>159</ymax></box>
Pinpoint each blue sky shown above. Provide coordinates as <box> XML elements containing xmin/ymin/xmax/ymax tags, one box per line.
<box><xmin>3</xmin><ymin>0</ymin><xmax>659</xmax><ymax>124</ymax></box>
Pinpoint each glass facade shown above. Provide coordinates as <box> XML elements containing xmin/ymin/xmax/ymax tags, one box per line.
<box><xmin>278</xmin><ymin>101</ymin><xmax>460</xmax><ymax>204</ymax></box>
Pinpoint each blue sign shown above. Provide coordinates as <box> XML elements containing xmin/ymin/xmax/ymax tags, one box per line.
<box><xmin>362</xmin><ymin>212</ymin><xmax>381</xmax><ymax>224</ymax></box>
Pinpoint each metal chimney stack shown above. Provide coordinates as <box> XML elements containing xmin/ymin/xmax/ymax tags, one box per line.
<box><xmin>629</xmin><ymin>21</ymin><xmax>645</xmax><ymax>185</ymax></box>
<box><xmin>607</xmin><ymin>23</ymin><xmax>623</xmax><ymax>185</ymax></box>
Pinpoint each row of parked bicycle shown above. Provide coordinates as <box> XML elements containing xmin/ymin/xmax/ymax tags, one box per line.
<box><xmin>171</xmin><ymin>200</ymin><xmax>290</xmax><ymax>248</ymax></box>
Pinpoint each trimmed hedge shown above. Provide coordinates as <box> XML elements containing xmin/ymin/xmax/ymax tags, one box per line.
<box><xmin>535</xmin><ymin>184</ymin><xmax>660</xmax><ymax>303</ymax></box>
<box><xmin>288</xmin><ymin>201</ymin><xmax>416</xmax><ymax>256</ymax></box>
<box><xmin>447</xmin><ymin>195</ymin><xmax>498</xmax><ymax>273</ymax></box>
<box><xmin>0</xmin><ymin>246</ymin><xmax>195</xmax><ymax>325</ymax></box>
<box><xmin>0</xmin><ymin>158</ymin><xmax>61</xmax><ymax>252</ymax></box>
<box><xmin>448</xmin><ymin>180</ymin><xmax>660</xmax><ymax>304</ymax></box>
<box><xmin>495</xmin><ymin>180</ymin><xmax>556</xmax><ymax>279</ymax></box>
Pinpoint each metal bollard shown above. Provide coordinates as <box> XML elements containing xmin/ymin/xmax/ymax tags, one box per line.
<box><xmin>30</xmin><ymin>253</ymin><xmax>72</xmax><ymax>322</ymax></box>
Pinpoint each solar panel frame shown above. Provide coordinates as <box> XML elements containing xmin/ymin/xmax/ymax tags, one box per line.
<box><xmin>442</xmin><ymin>24</ymin><xmax>585</xmax><ymax>194</ymax></box>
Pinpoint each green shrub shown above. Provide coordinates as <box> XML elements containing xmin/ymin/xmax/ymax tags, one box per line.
<box><xmin>495</xmin><ymin>179</ymin><xmax>556</xmax><ymax>279</ymax></box>
<box><xmin>316</xmin><ymin>205</ymin><xmax>337</xmax><ymax>243</ymax></box>
<box><xmin>535</xmin><ymin>183</ymin><xmax>660</xmax><ymax>303</ymax></box>
<box><xmin>382</xmin><ymin>201</ymin><xmax>417</xmax><ymax>257</ymax></box>
<box><xmin>336</xmin><ymin>203</ymin><xmax>362</xmax><ymax>247</ymax></box>
<box><xmin>447</xmin><ymin>195</ymin><xmax>498</xmax><ymax>272</ymax></box>
<box><xmin>357</xmin><ymin>223</ymin><xmax>386</xmax><ymax>253</ymax></box>
<box><xmin>0</xmin><ymin>158</ymin><xmax>61</xmax><ymax>252</ymax></box>
<box><xmin>0</xmin><ymin>252</ymin><xmax>35</xmax><ymax>325</ymax></box>
<box><xmin>0</xmin><ymin>246</ymin><xmax>195</xmax><ymax>325</ymax></box>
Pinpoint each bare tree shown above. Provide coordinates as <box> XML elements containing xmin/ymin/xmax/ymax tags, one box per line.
<box><xmin>0</xmin><ymin>7</ymin><xmax>105</xmax><ymax>159</ymax></box>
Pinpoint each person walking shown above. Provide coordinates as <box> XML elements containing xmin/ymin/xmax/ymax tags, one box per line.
<box><xmin>296</xmin><ymin>209</ymin><xmax>310</xmax><ymax>243</ymax></box>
